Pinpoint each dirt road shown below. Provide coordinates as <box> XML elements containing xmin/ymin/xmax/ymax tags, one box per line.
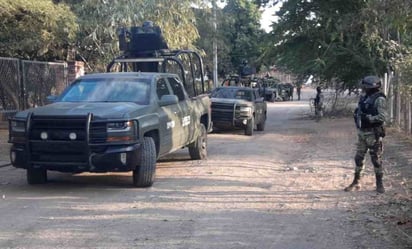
<box><xmin>0</xmin><ymin>88</ymin><xmax>411</xmax><ymax>249</ymax></box>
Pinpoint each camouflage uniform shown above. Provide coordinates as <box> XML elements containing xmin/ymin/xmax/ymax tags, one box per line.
<box><xmin>354</xmin><ymin>95</ymin><xmax>387</xmax><ymax>175</ymax></box>
<box><xmin>345</xmin><ymin>75</ymin><xmax>387</xmax><ymax>193</ymax></box>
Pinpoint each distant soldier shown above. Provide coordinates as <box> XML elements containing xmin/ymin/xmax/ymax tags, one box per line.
<box><xmin>296</xmin><ymin>84</ymin><xmax>302</xmax><ymax>101</ymax></box>
<box><xmin>345</xmin><ymin>75</ymin><xmax>387</xmax><ymax>193</ymax></box>
<box><xmin>314</xmin><ymin>86</ymin><xmax>324</xmax><ymax>120</ymax></box>
<box><xmin>288</xmin><ymin>83</ymin><xmax>294</xmax><ymax>100</ymax></box>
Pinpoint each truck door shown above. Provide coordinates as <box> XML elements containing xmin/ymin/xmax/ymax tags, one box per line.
<box><xmin>167</xmin><ymin>77</ymin><xmax>194</xmax><ymax>146</ymax></box>
<box><xmin>156</xmin><ymin>78</ymin><xmax>182</xmax><ymax>153</ymax></box>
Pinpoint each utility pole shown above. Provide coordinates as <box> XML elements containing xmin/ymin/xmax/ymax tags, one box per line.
<box><xmin>212</xmin><ymin>0</ymin><xmax>218</xmax><ymax>88</ymax></box>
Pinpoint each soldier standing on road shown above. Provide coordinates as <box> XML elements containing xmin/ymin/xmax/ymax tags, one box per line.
<box><xmin>345</xmin><ymin>75</ymin><xmax>387</xmax><ymax>193</ymax></box>
<box><xmin>314</xmin><ymin>86</ymin><xmax>324</xmax><ymax>120</ymax></box>
<box><xmin>296</xmin><ymin>84</ymin><xmax>302</xmax><ymax>101</ymax></box>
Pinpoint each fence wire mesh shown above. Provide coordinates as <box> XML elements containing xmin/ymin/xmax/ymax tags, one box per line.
<box><xmin>22</xmin><ymin>60</ymin><xmax>67</xmax><ymax>108</ymax></box>
<box><xmin>0</xmin><ymin>57</ymin><xmax>67</xmax><ymax>120</ymax></box>
<box><xmin>0</xmin><ymin>58</ymin><xmax>21</xmax><ymax>111</ymax></box>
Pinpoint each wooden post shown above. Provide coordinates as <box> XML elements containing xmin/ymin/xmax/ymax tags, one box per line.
<box><xmin>408</xmin><ymin>99</ymin><xmax>411</xmax><ymax>135</ymax></box>
<box><xmin>67</xmin><ymin>61</ymin><xmax>85</xmax><ymax>84</ymax></box>
<box><xmin>396</xmin><ymin>77</ymin><xmax>401</xmax><ymax>130</ymax></box>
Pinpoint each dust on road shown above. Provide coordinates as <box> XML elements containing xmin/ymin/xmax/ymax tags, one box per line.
<box><xmin>0</xmin><ymin>88</ymin><xmax>410</xmax><ymax>249</ymax></box>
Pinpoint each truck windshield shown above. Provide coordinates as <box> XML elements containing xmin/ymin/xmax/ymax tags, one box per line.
<box><xmin>211</xmin><ymin>88</ymin><xmax>252</xmax><ymax>101</ymax></box>
<box><xmin>60</xmin><ymin>78</ymin><xmax>151</xmax><ymax>105</ymax></box>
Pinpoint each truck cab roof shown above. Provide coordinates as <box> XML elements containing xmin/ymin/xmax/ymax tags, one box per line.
<box><xmin>79</xmin><ymin>72</ymin><xmax>178</xmax><ymax>80</ymax></box>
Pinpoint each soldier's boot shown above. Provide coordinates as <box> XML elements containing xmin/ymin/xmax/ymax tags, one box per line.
<box><xmin>376</xmin><ymin>173</ymin><xmax>385</xmax><ymax>194</ymax></box>
<box><xmin>344</xmin><ymin>172</ymin><xmax>361</xmax><ymax>192</ymax></box>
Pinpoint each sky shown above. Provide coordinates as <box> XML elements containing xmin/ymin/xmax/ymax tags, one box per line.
<box><xmin>215</xmin><ymin>1</ymin><xmax>281</xmax><ymax>33</ymax></box>
<box><xmin>260</xmin><ymin>4</ymin><xmax>280</xmax><ymax>32</ymax></box>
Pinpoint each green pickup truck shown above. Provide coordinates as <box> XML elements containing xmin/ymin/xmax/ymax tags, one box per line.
<box><xmin>211</xmin><ymin>86</ymin><xmax>267</xmax><ymax>136</ymax></box>
<box><xmin>8</xmin><ymin>72</ymin><xmax>210</xmax><ymax>187</ymax></box>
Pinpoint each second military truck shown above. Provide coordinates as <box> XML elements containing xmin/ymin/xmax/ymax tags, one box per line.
<box><xmin>210</xmin><ymin>86</ymin><xmax>267</xmax><ymax>136</ymax></box>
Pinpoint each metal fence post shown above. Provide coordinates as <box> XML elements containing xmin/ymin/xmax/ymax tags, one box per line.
<box><xmin>18</xmin><ymin>59</ymin><xmax>26</xmax><ymax>110</ymax></box>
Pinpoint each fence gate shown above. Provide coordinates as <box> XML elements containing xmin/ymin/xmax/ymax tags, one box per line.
<box><xmin>0</xmin><ymin>57</ymin><xmax>68</xmax><ymax>121</ymax></box>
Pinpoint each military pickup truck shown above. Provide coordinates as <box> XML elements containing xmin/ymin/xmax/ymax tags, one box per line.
<box><xmin>210</xmin><ymin>86</ymin><xmax>267</xmax><ymax>136</ymax></box>
<box><xmin>8</xmin><ymin>72</ymin><xmax>210</xmax><ymax>187</ymax></box>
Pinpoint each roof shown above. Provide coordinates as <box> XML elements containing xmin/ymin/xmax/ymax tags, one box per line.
<box><xmin>215</xmin><ymin>86</ymin><xmax>256</xmax><ymax>91</ymax></box>
<box><xmin>79</xmin><ymin>72</ymin><xmax>177</xmax><ymax>80</ymax></box>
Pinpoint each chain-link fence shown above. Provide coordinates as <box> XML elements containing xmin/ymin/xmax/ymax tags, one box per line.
<box><xmin>0</xmin><ymin>58</ymin><xmax>21</xmax><ymax>113</ymax></box>
<box><xmin>22</xmin><ymin>60</ymin><xmax>68</xmax><ymax>108</ymax></box>
<box><xmin>0</xmin><ymin>57</ymin><xmax>68</xmax><ymax>121</ymax></box>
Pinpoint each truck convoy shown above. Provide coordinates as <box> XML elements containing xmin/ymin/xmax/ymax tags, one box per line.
<box><xmin>8</xmin><ymin>21</ymin><xmax>211</xmax><ymax>187</ymax></box>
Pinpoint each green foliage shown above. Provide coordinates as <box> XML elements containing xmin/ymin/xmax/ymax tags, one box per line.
<box><xmin>221</xmin><ymin>0</ymin><xmax>264</xmax><ymax>74</ymax></box>
<box><xmin>67</xmin><ymin>0</ymin><xmax>202</xmax><ymax>71</ymax></box>
<box><xmin>265</xmin><ymin>0</ymin><xmax>374</xmax><ymax>89</ymax></box>
<box><xmin>263</xmin><ymin>0</ymin><xmax>412</xmax><ymax>91</ymax></box>
<box><xmin>0</xmin><ymin>0</ymin><xmax>78</xmax><ymax>60</ymax></box>
<box><xmin>194</xmin><ymin>0</ymin><xmax>266</xmax><ymax>78</ymax></box>
<box><xmin>361</xmin><ymin>0</ymin><xmax>412</xmax><ymax>75</ymax></box>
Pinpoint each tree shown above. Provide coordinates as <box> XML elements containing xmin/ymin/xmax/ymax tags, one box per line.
<box><xmin>264</xmin><ymin>0</ymin><xmax>376</xmax><ymax>90</ymax></box>
<box><xmin>263</xmin><ymin>0</ymin><xmax>412</xmax><ymax>92</ymax></box>
<box><xmin>220</xmin><ymin>0</ymin><xmax>265</xmax><ymax>75</ymax></box>
<box><xmin>0</xmin><ymin>0</ymin><xmax>78</xmax><ymax>60</ymax></box>
<box><xmin>194</xmin><ymin>5</ymin><xmax>234</xmax><ymax>79</ymax></box>
<box><xmin>65</xmin><ymin>0</ymin><xmax>203</xmax><ymax>71</ymax></box>
<box><xmin>361</xmin><ymin>0</ymin><xmax>412</xmax><ymax>87</ymax></box>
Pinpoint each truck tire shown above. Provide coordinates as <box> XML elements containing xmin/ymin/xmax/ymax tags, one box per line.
<box><xmin>27</xmin><ymin>168</ymin><xmax>47</xmax><ymax>184</ymax></box>
<box><xmin>133</xmin><ymin>136</ymin><xmax>156</xmax><ymax>187</ymax></box>
<box><xmin>245</xmin><ymin>116</ymin><xmax>254</xmax><ymax>136</ymax></box>
<box><xmin>189</xmin><ymin>123</ymin><xmax>207</xmax><ymax>160</ymax></box>
<box><xmin>257</xmin><ymin>115</ymin><xmax>266</xmax><ymax>131</ymax></box>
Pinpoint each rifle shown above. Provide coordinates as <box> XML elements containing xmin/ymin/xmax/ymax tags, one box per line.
<box><xmin>354</xmin><ymin>107</ymin><xmax>386</xmax><ymax>138</ymax></box>
<box><xmin>353</xmin><ymin>107</ymin><xmax>363</xmax><ymax>129</ymax></box>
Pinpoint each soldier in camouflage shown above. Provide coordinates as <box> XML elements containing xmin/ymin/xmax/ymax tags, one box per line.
<box><xmin>345</xmin><ymin>75</ymin><xmax>387</xmax><ymax>193</ymax></box>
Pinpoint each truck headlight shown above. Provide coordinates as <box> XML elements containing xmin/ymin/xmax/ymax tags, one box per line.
<box><xmin>106</xmin><ymin>121</ymin><xmax>136</xmax><ymax>142</ymax></box>
<box><xmin>107</xmin><ymin>121</ymin><xmax>133</xmax><ymax>132</ymax></box>
<box><xmin>239</xmin><ymin>107</ymin><xmax>252</xmax><ymax>116</ymax></box>
<box><xmin>10</xmin><ymin>120</ymin><xmax>26</xmax><ymax>132</ymax></box>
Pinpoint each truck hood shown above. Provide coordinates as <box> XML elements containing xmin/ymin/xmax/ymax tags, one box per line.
<box><xmin>15</xmin><ymin>102</ymin><xmax>147</xmax><ymax>119</ymax></box>
<box><xmin>211</xmin><ymin>98</ymin><xmax>253</xmax><ymax>106</ymax></box>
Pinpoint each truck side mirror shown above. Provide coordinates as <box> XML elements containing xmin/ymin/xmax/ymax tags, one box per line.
<box><xmin>159</xmin><ymin>95</ymin><xmax>178</xmax><ymax>106</ymax></box>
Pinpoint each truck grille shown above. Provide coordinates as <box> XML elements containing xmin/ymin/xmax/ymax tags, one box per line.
<box><xmin>211</xmin><ymin>102</ymin><xmax>235</xmax><ymax>122</ymax></box>
<box><xmin>28</xmin><ymin>115</ymin><xmax>107</xmax><ymax>164</ymax></box>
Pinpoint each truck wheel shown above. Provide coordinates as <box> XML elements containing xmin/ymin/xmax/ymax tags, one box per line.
<box><xmin>245</xmin><ymin>116</ymin><xmax>254</xmax><ymax>136</ymax></box>
<box><xmin>257</xmin><ymin>115</ymin><xmax>266</xmax><ymax>131</ymax></box>
<box><xmin>133</xmin><ymin>136</ymin><xmax>156</xmax><ymax>187</ymax></box>
<box><xmin>189</xmin><ymin>123</ymin><xmax>207</xmax><ymax>160</ymax></box>
<box><xmin>27</xmin><ymin>168</ymin><xmax>47</xmax><ymax>184</ymax></box>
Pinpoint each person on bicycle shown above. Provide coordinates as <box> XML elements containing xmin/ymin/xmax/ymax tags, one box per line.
<box><xmin>314</xmin><ymin>86</ymin><xmax>324</xmax><ymax>119</ymax></box>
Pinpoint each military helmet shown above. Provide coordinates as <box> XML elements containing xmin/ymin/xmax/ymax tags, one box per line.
<box><xmin>143</xmin><ymin>20</ymin><xmax>154</xmax><ymax>28</ymax></box>
<box><xmin>360</xmin><ymin>75</ymin><xmax>381</xmax><ymax>89</ymax></box>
